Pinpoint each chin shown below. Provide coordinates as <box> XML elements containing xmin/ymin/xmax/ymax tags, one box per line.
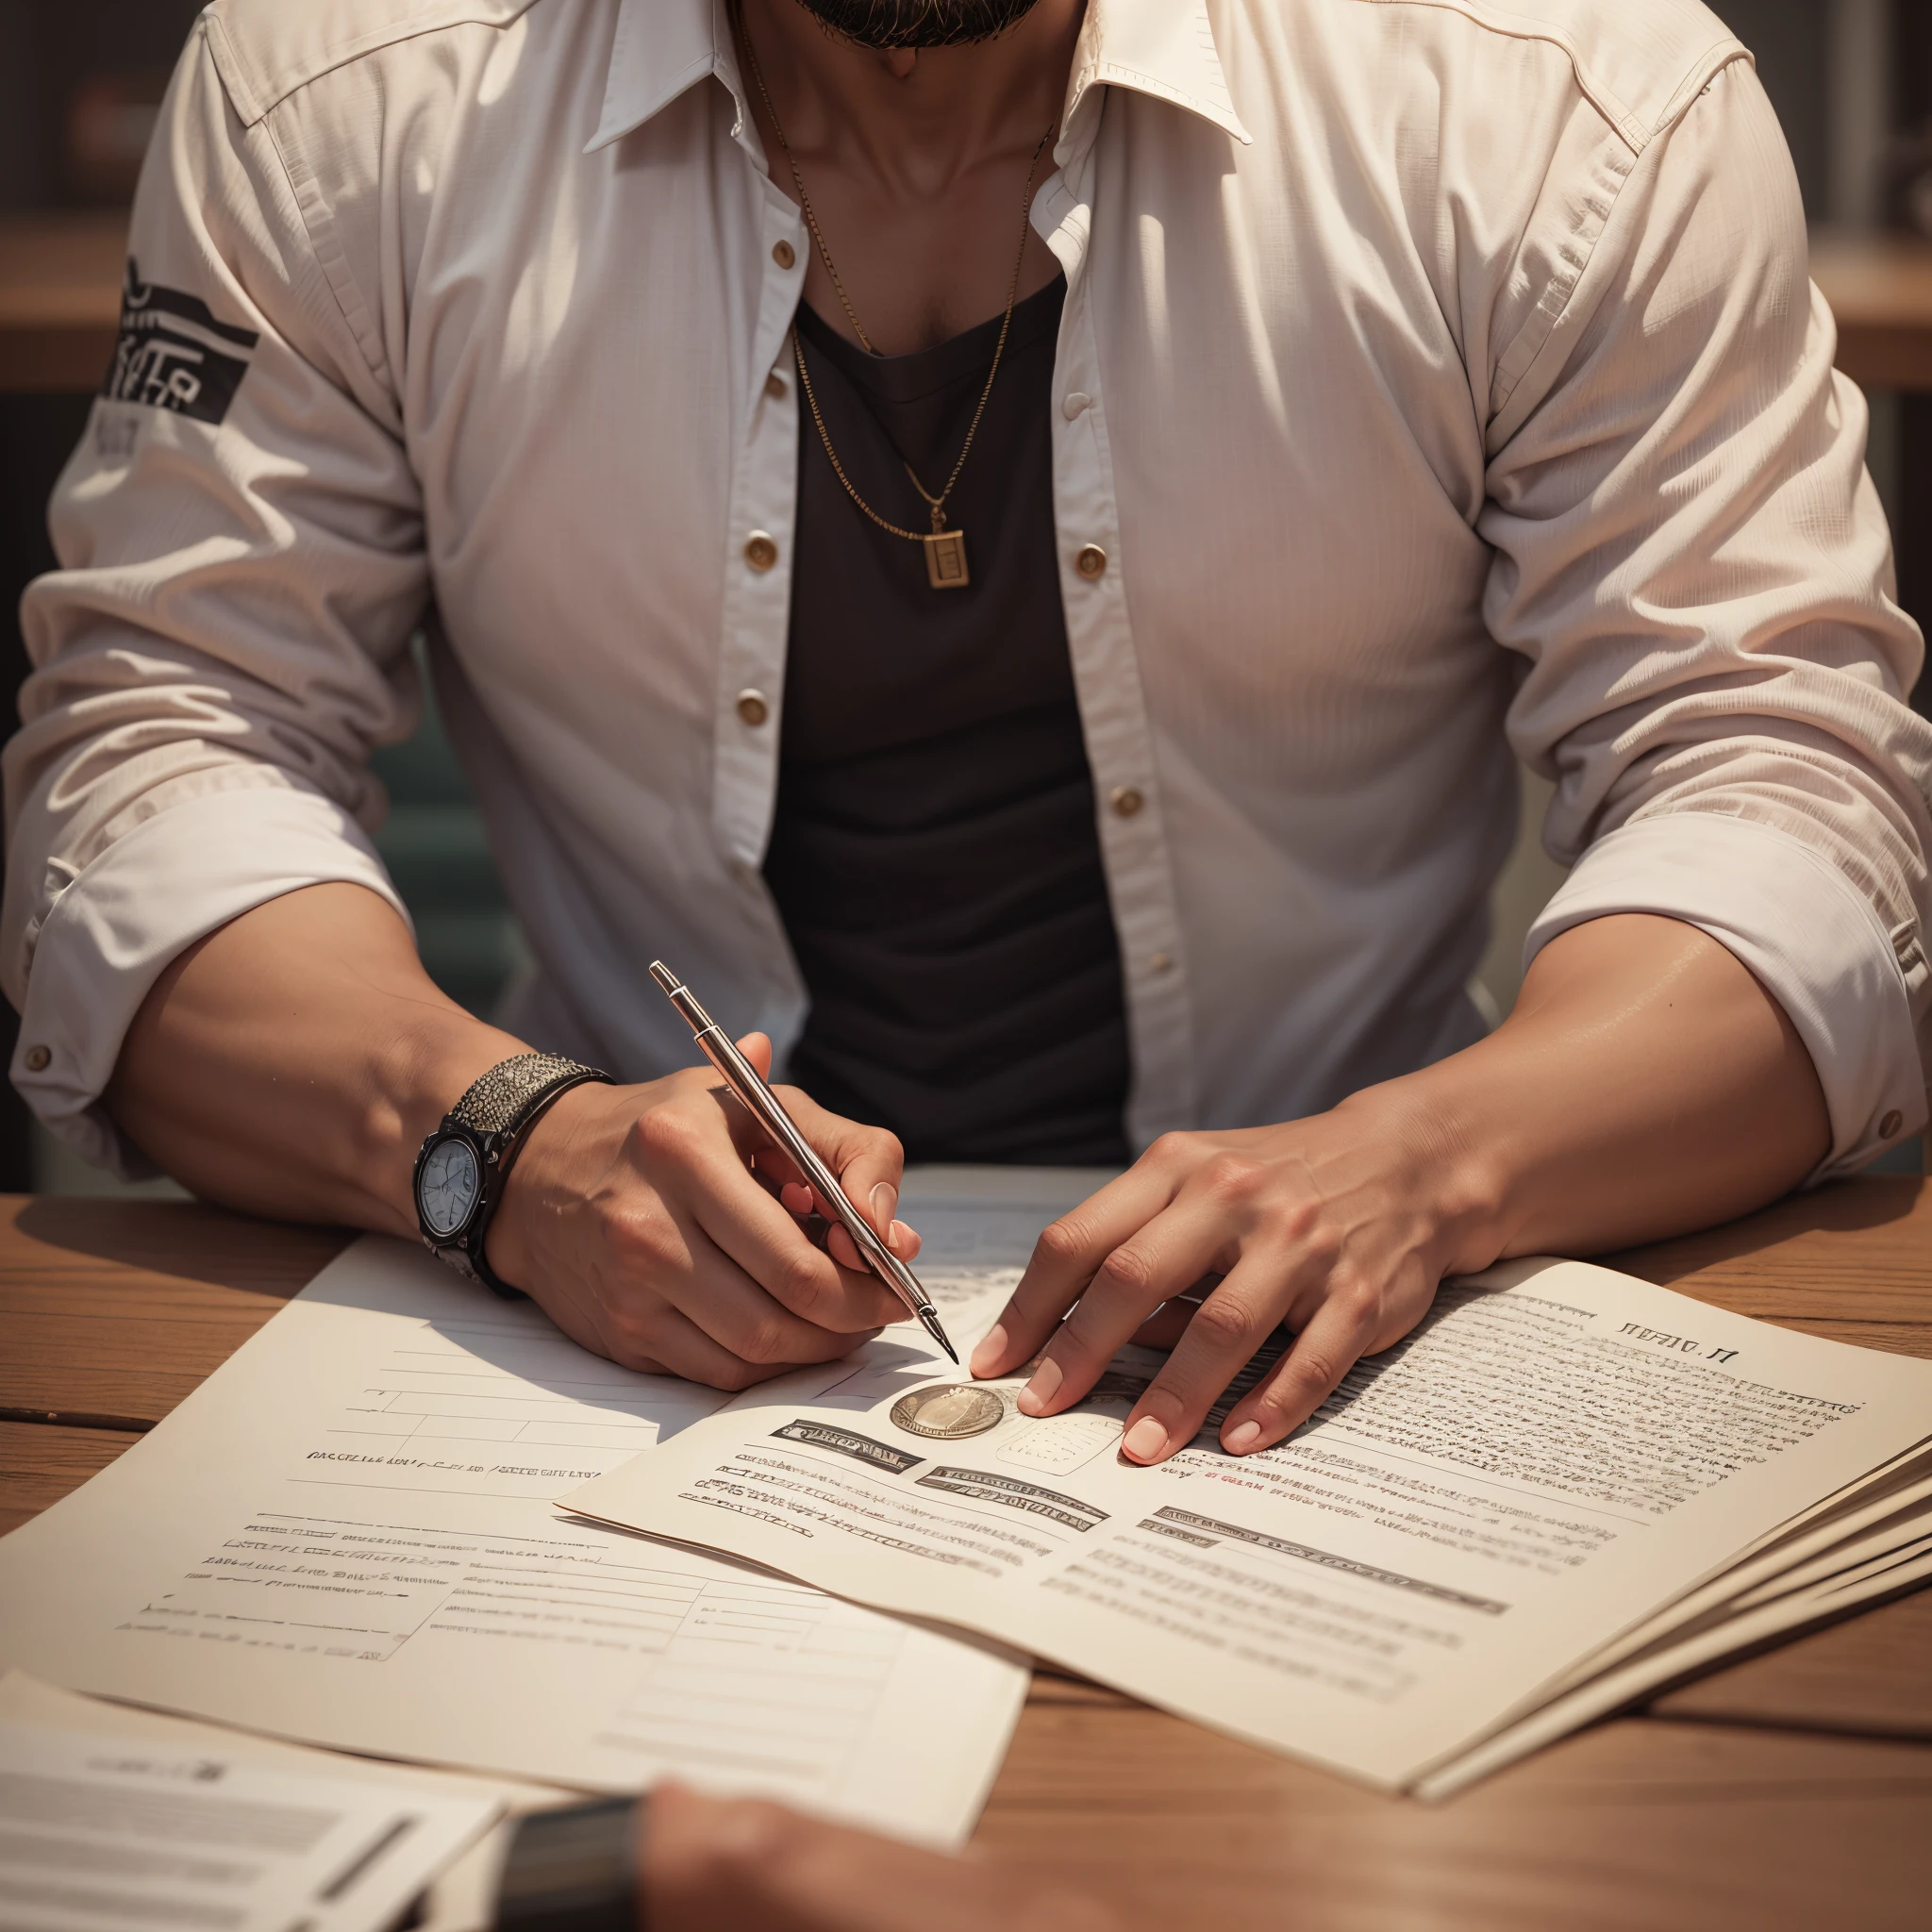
<box><xmin>791</xmin><ymin>0</ymin><xmax>1046</xmax><ymax>52</ymax></box>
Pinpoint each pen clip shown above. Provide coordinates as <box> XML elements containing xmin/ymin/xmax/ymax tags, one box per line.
<box><xmin>649</xmin><ymin>960</ymin><xmax>713</xmax><ymax>1035</ymax></box>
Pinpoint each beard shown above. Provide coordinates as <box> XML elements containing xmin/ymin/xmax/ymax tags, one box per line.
<box><xmin>791</xmin><ymin>0</ymin><xmax>1045</xmax><ymax>50</ymax></box>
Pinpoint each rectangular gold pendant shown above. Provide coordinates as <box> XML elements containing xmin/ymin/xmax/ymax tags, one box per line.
<box><xmin>924</xmin><ymin>528</ymin><xmax>970</xmax><ymax>590</ymax></box>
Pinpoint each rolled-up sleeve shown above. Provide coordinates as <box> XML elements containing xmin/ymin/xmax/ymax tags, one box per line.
<box><xmin>1481</xmin><ymin>60</ymin><xmax>1932</xmax><ymax>1178</ymax></box>
<box><xmin>4</xmin><ymin>23</ymin><xmax>424</xmax><ymax>1174</ymax></box>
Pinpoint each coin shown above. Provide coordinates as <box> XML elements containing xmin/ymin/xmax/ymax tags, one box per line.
<box><xmin>890</xmin><ymin>1383</ymin><xmax>1008</xmax><ymax>1441</ymax></box>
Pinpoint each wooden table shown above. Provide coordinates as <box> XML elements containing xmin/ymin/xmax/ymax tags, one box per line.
<box><xmin>6</xmin><ymin>215</ymin><xmax>1932</xmax><ymax>393</ymax></box>
<box><xmin>5</xmin><ymin>1185</ymin><xmax>1931</xmax><ymax>1929</ymax></box>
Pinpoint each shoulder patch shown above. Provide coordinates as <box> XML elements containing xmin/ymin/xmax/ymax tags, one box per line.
<box><xmin>1351</xmin><ymin>0</ymin><xmax>1746</xmax><ymax>151</ymax></box>
<box><xmin>204</xmin><ymin>0</ymin><xmax>546</xmax><ymax>125</ymax></box>
<box><xmin>102</xmin><ymin>258</ymin><xmax>260</xmax><ymax>425</ymax></box>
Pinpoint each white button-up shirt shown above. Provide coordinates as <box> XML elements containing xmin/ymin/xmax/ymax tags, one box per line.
<box><xmin>9</xmin><ymin>0</ymin><xmax>1930</xmax><ymax>1178</ymax></box>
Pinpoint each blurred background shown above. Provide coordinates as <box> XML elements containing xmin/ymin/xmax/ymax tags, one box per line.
<box><xmin>0</xmin><ymin>0</ymin><xmax>1927</xmax><ymax>1194</ymax></box>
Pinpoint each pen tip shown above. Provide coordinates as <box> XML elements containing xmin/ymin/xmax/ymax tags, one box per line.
<box><xmin>919</xmin><ymin>1307</ymin><xmax>959</xmax><ymax>1365</ymax></box>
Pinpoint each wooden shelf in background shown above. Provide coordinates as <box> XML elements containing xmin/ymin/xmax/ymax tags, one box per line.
<box><xmin>1810</xmin><ymin>228</ymin><xmax>1932</xmax><ymax>391</ymax></box>
<box><xmin>0</xmin><ymin>212</ymin><xmax>125</xmax><ymax>392</ymax></box>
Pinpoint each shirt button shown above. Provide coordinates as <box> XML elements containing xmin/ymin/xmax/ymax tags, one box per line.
<box><xmin>773</xmin><ymin>240</ymin><xmax>796</xmax><ymax>270</ymax></box>
<box><xmin>765</xmin><ymin>371</ymin><xmax>788</xmax><ymax>399</ymax></box>
<box><xmin>737</xmin><ymin>690</ymin><xmax>771</xmax><ymax>727</ymax></box>
<box><xmin>1075</xmin><ymin>544</ymin><xmax>1107</xmax><ymax>579</ymax></box>
<box><xmin>1109</xmin><ymin>785</ymin><xmax>1144</xmax><ymax>819</ymax></box>
<box><xmin>23</xmin><ymin>1045</ymin><xmax>49</xmax><ymax>1073</ymax></box>
<box><xmin>744</xmin><ymin>531</ymin><xmax>778</xmax><ymax>572</ymax></box>
<box><xmin>1879</xmin><ymin>1108</ymin><xmax>1905</xmax><ymax>1140</ymax></box>
<box><xmin>1148</xmin><ymin>951</ymin><xmax>1173</xmax><ymax>974</ymax></box>
<box><xmin>1062</xmin><ymin>391</ymin><xmax>1092</xmax><ymax>419</ymax></box>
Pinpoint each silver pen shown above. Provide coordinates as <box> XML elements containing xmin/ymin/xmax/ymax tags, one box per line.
<box><xmin>650</xmin><ymin>960</ymin><xmax>958</xmax><ymax>1364</ymax></box>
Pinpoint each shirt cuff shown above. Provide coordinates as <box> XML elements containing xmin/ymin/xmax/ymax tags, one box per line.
<box><xmin>1524</xmin><ymin>814</ymin><xmax>1925</xmax><ymax>1181</ymax></box>
<box><xmin>10</xmin><ymin>784</ymin><xmax>408</xmax><ymax>1178</ymax></box>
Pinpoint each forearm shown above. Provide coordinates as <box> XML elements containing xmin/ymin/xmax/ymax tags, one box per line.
<box><xmin>1380</xmin><ymin>911</ymin><xmax>1831</xmax><ymax>1268</ymax></box>
<box><xmin>107</xmin><ymin>882</ymin><xmax>524</xmax><ymax>1231</ymax></box>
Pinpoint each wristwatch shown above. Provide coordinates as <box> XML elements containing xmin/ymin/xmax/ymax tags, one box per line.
<box><xmin>413</xmin><ymin>1052</ymin><xmax>612</xmax><ymax>1298</ymax></box>
<box><xmin>496</xmin><ymin>1795</ymin><xmax>642</xmax><ymax>1932</ymax></box>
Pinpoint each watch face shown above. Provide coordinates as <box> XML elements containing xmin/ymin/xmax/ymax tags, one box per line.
<box><xmin>418</xmin><ymin>1135</ymin><xmax>482</xmax><ymax>1239</ymax></box>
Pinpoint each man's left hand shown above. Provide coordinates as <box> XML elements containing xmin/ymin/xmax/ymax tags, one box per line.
<box><xmin>967</xmin><ymin>1095</ymin><xmax>1460</xmax><ymax>1462</ymax></box>
<box><xmin>969</xmin><ymin>914</ymin><xmax>1833</xmax><ymax>1465</ymax></box>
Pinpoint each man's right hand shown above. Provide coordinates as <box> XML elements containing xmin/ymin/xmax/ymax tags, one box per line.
<box><xmin>487</xmin><ymin>1030</ymin><xmax>920</xmax><ymax>1389</ymax></box>
<box><xmin>109</xmin><ymin>885</ymin><xmax>917</xmax><ymax>1394</ymax></box>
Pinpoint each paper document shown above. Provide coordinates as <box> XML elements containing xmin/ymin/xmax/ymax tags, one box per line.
<box><xmin>1414</xmin><ymin>1527</ymin><xmax>1932</xmax><ymax>1797</ymax></box>
<box><xmin>0</xmin><ymin>1235</ymin><xmax>1027</xmax><ymax>1845</ymax></box>
<box><xmin>564</xmin><ymin>1219</ymin><xmax>1932</xmax><ymax>1792</ymax></box>
<box><xmin>0</xmin><ymin>1673</ymin><xmax>564</xmax><ymax>1932</ymax></box>
<box><xmin>0</xmin><ymin>1693</ymin><xmax>498</xmax><ymax>1932</ymax></box>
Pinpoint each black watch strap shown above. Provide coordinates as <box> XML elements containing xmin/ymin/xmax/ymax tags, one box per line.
<box><xmin>497</xmin><ymin>1795</ymin><xmax>643</xmax><ymax>1932</ymax></box>
<box><xmin>421</xmin><ymin>1053</ymin><xmax>612</xmax><ymax>1300</ymax></box>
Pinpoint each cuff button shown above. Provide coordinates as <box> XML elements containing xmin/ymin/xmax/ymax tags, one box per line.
<box><xmin>1879</xmin><ymin>1109</ymin><xmax>1904</xmax><ymax>1140</ymax></box>
<box><xmin>23</xmin><ymin>1045</ymin><xmax>50</xmax><ymax>1073</ymax></box>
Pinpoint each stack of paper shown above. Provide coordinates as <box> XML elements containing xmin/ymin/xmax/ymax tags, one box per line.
<box><xmin>561</xmin><ymin>1171</ymin><xmax>1932</xmax><ymax>1795</ymax></box>
<box><xmin>0</xmin><ymin>1672</ymin><xmax>518</xmax><ymax>1932</ymax></box>
<box><xmin>0</xmin><ymin>1231</ymin><xmax>1031</xmax><ymax>1847</ymax></box>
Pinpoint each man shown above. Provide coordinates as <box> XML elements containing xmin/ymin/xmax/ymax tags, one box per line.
<box><xmin>8</xmin><ymin>0</ymin><xmax>1929</xmax><ymax>1471</ymax></box>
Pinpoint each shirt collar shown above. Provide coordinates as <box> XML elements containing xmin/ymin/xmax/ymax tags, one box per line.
<box><xmin>1065</xmin><ymin>0</ymin><xmax>1251</xmax><ymax>146</ymax></box>
<box><xmin>587</xmin><ymin>0</ymin><xmax>1250</xmax><ymax>155</ymax></box>
<box><xmin>588</xmin><ymin>0</ymin><xmax>744</xmax><ymax>152</ymax></box>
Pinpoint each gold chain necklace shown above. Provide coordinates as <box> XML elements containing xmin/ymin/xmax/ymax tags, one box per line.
<box><xmin>738</xmin><ymin>13</ymin><xmax>1054</xmax><ymax>591</ymax></box>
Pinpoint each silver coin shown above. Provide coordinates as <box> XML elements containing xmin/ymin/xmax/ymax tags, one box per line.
<box><xmin>890</xmin><ymin>1383</ymin><xmax>1008</xmax><ymax>1441</ymax></box>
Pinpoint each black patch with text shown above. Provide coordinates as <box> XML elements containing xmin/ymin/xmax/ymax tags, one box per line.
<box><xmin>101</xmin><ymin>258</ymin><xmax>259</xmax><ymax>425</ymax></box>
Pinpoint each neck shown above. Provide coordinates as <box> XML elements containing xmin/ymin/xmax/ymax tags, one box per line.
<box><xmin>734</xmin><ymin>0</ymin><xmax>1086</xmax><ymax>193</ymax></box>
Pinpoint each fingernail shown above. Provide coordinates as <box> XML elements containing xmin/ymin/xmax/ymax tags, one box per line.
<box><xmin>971</xmin><ymin>1324</ymin><xmax>1008</xmax><ymax>1375</ymax></box>
<box><xmin>1122</xmin><ymin>1417</ymin><xmax>1168</xmax><ymax>1463</ymax></box>
<box><xmin>1224</xmin><ymin>1420</ymin><xmax>1262</xmax><ymax>1455</ymax></box>
<box><xmin>889</xmin><ymin>1218</ymin><xmax>915</xmax><ymax>1254</ymax></box>
<box><xmin>1017</xmin><ymin>1357</ymin><xmax>1062</xmax><ymax>1416</ymax></box>
<box><xmin>869</xmin><ymin>1182</ymin><xmax>898</xmax><ymax>1232</ymax></box>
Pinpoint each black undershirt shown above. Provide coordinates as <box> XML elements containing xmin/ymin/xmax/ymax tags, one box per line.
<box><xmin>764</xmin><ymin>276</ymin><xmax>1130</xmax><ymax>1165</ymax></box>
